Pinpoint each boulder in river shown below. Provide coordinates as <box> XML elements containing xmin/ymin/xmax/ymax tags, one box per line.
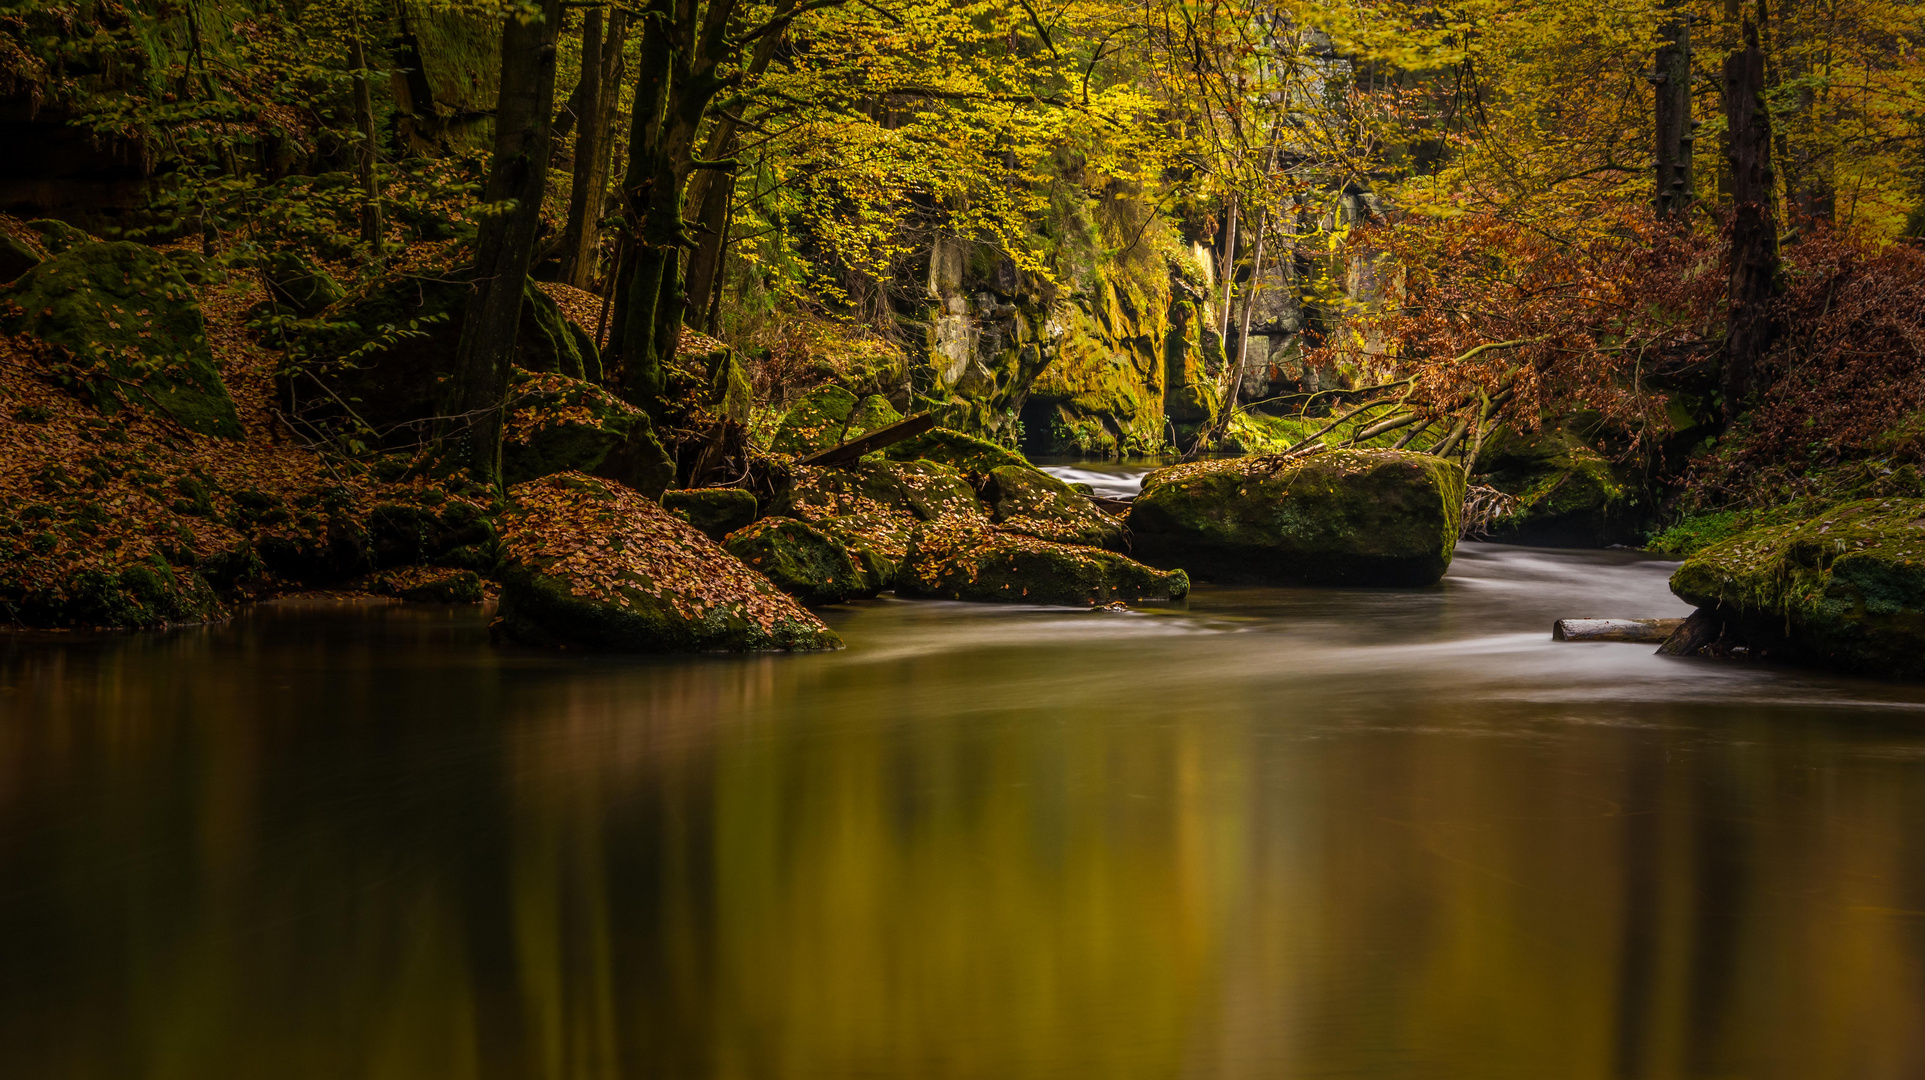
<box><xmin>1</xmin><ymin>241</ymin><xmax>243</xmax><ymax>438</ymax></box>
<box><xmin>986</xmin><ymin>465</ymin><xmax>1127</xmax><ymax>550</ymax></box>
<box><xmin>495</xmin><ymin>473</ymin><xmax>840</xmax><ymax>652</ymax></box>
<box><xmin>1666</xmin><ymin>498</ymin><xmax>1925</xmax><ymax>678</ymax></box>
<box><xmin>725</xmin><ymin>517</ymin><xmax>879</xmax><ymax>606</ymax></box>
<box><xmin>1128</xmin><ymin>448</ymin><xmax>1465</xmax><ymax>586</ymax></box>
<box><xmin>1474</xmin><ymin>427</ymin><xmax>1640</xmax><ymax>546</ymax></box>
<box><xmin>902</xmin><ymin>517</ymin><xmax>1187</xmax><ymax>606</ymax></box>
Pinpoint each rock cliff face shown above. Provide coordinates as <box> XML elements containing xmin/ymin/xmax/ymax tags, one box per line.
<box><xmin>913</xmin><ymin>232</ymin><xmax>1225</xmax><ymax>458</ymax></box>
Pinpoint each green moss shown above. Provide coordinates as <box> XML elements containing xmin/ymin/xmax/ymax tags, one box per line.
<box><xmin>986</xmin><ymin>465</ymin><xmax>1126</xmax><ymax>550</ymax></box>
<box><xmin>3</xmin><ymin>553</ymin><xmax>221</xmax><ymax>629</ymax></box>
<box><xmin>501</xmin><ymin>369</ymin><xmax>672</xmax><ymax>495</ymax></box>
<box><xmin>882</xmin><ymin>427</ymin><xmax>1029</xmax><ymax>475</ymax></box>
<box><xmin>901</xmin><ymin>522</ymin><xmax>1187</xmax><ymax>606</ymax></box>
<box><xmin>784</xmin><ymin>458</ymin><xmax>984</xmax><ymax>525</ymax></box>
<box><xmin>725</xmin><ymin>517</ymin><xmax>877</xmax><ymax>606</ymax></box>
<box><xmin>2</xmin><ymin>242</ymin><xmax>243</xmax><ymax>439</ymax></box>
<box><xmin>771</xmin><ymin>386</ymin><xmax>861</xmax><ymax>455</ymax></box>
<box><xmin>1129</xmin><ymin>448</ymin><xmax>1466</xmax><ymax>585</ymax></box>
<box><xmin>1646</xmin><ymin>510</ymin><xmax>1758</xmax><ymax>556</ymax></box>
<box><xmin>1669</xmin><ymin>498</ymin><xmax>1925</xmax><ymax>679</ymax></box>
<box><xmin>662</xmin><ymin>487</ymin><xmax>759</xmax><ymax>540</ymax></box>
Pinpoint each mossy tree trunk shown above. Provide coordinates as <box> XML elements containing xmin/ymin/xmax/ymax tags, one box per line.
<box><xmin>438</xmin><ymin>0</ymin><xmax>564</xmax><ymax>486</ymax></box>
<box><xmin>557</xmin><ymin>9</ymin><xmax>626</xmax><ymax>290</ymax></box>
<box><xmin>1652</xmin><ymin>9</ymin><xmax>1694</xmax><ymax>216</ymax></box>
<box><xmin>1721</xmin><ymin>17</ymin><xmax>1780</xmax><ymax>430</ymax></box>
<box><xmin>348</xmin><ymin>33</ymin><xmax>384</xmax><ymax>262</ymax></box>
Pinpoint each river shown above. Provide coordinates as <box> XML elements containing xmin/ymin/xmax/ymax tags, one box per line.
<box><xmin>4</xmin><ymin>544</ymin><xmax>1925</xmax><ymax>1078</ymax></box>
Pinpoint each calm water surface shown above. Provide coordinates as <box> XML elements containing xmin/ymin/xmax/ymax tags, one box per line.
<box><xmin>4</xmin><ymin>544</ymin><xmax>1925</xmax><ymax>1079</ymax></box>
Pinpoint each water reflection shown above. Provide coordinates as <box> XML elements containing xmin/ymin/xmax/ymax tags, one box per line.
<box><xmin>3</xmin><ymin>549</ymin><xmax>1925</xmax><ymax>1078</ymax></box>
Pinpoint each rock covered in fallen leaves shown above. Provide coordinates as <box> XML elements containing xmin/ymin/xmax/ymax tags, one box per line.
<box><xmin>770</xmin><ymin>385</ymin><xmax>902</xmax><ymax>456</ymax></box>
<box><xmin>724</xmin><ymin>516</ymin><xmax>878</xmax><ymax>606</ymax></box>
<box><xmin>882</xmin><ymin>426</ymin><xmax>1029</xmax><ymax>476</ymax></box>
<box><xmin>777</xmin><ymin>458</ymin><xmax>986</xmax><ymax>579</ymax></box>
<box><xmin>662</xmin><ymin>487</ymin><xmax>759</xmax><ymax>540</ymax></box>
<box><xmin>501</xmin><ymin>368</ymin><xmax>674</xmax><ymax>496</ymax></box>
<box><xmin>372</xmin><ymin>565</ymin><xmax>485</xmax><ymax>603</ymax></box>
<box><xmin>495</xmin><ymin>472</ymin><xmax>840</xmax><ymax>652</ymax></box>
<box><xmin>1</xmin><ymin>241</ymin><xmax>243</xmax><ymax>438</ymax></box>
<box><xmin>1</xmin><ymin>551</ymin><xmax>222</xmax><ymax>629</ymax></box>
<box><xmin>900</xmin><ymin>517</ymin><xmax>1188</xmax><ymax>606</ymax></box>
<box><xmin>986</xmin><ymin>464</ymin><xmax>1127</xmax><ymax>550</ymax></box>
<box><xmin>1129</xmin><ymin>449</ymin><xmax>1465</xmax><ymax>586</ymax></box>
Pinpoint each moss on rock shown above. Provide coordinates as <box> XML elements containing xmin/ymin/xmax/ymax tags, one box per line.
<box><xmin>769</xmin><ymin>385</ymin><xmax>902</xmax><ymax>455</ymax></box>
<box><xmin>1475</xmin><ymin>427</ymin><xmax>1639</xmax><ymax>547</ymax></box>
<box><xmin>986</xmin><ymin>464</ymin><xmax>1126</xmax><ymax>550</ymax></box>
<box><xmin>882</xmin><ymin>426</ymin><xmax>1028</xmax><ymax>476</ymax></box>
<box><xmin>901</xmin><ymin>518</ymin><xmax>1187</xmax><ymax>605</ymax></box>
<box><xmin>1129</xmin><ymin>448</ymin><xmax>1465</xmax><ymax>585</ymax></box>
<box><xmin>501</xmin><ymin>369</ymin><xmax>673</xmax><ymax>495</ymax></box>
<box><xmin>496</xmin><ymin>473</ymin><xmax>839</xmax><ymax>652</ymax></box>
<box><xmin>0</xmin><ymin>552</ymin><xmax>221</xmax><ymax>629</ymax></box>
<box><xmin>725</xmin><ymin>516</ymin><xmax>877</xmax><ymax>606</ymax></box>
<box><xmin>1668</xmin><ymin>498</ymin><xmax>1925</xmax><ymax>679</ymax></box>
<box><xmin>662</xmin><ymin>487</ymin><xmax>759</xmax><ymax>540</ymax></box>
<box><xmin>1</xmin><ymin>241</ymin><xmax>243</xmax><ymax>439</ymax></box>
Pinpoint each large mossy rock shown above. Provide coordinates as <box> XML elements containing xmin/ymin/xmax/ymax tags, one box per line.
<box><xmin>901</xmin><ymin>518</ymin><xmax>1188</xmax><ymax>606</ymax></box>
<box><xmin>293</xmin><ymin>268</ymin><xmax>600</xmax><ymax>443</ymax></box>
<box><xmin>986</xmin><ymin>465</ymin><xmax>1126</xmax><ymax>550</ymax></box>
<box><xmin>1128</xmin><ymin>449</ymin><xmax>1465</xmax><ymax>586</ymax></box>
<box><xmin>0</xmin><ymin>552</ymin><xmax>221</xmax><ymax>630</ymax></box>
<box><xmin>0</xmin><ymin>241</ymin><xmax>243</xmax><ymax>438</ymax></box>
<box><xmin>770</xmin><ymin>385</ymin><xmax>901</xmax><ymax>456</ymax></box>
<box><xmin>662</xmin><ymin>487</ymin><xmax>759</xmax><ymax>540</ymax></box>
<box><xmin>725</xmin><ymin>517</ymin><xmax>878</xmax><ymax>606</ymax></box>
<box><xmin>501</xmin><ymin>369</ymin><xmax>673</xmax><ymax>496</ymax></box>
<box><xmin>1668</xmin><ymin>498</ymin><xmax>1925</xmax><ymax>679</ymax></box>
<box><xmin>780</xmin><ymin>458</ymin><xmax>990</xmax><ymax>586</ymax></box>
<box><xmin>1475</xmin><ymin>427</ymin><xmax>1640</xmax><ymax>547</ymax></box>
<box><xmin>495</xmin><ymin>473</ymin><xmax>839</xmax><ymax>652</ymax></box>
<box><xmin>882</xmin><ymin>426</ymin><xmax>1028</xmax><ymax>476</ymax></box>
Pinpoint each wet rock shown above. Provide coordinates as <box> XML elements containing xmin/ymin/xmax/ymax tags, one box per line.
<box><xmin>373</xmin><ymin>566</ymin><xmax>485</xmax><ymax>603</ymax></box>
<box><xmin>783</xmin><ymin>457</ymin><xmax>984</xmax><ymax>526</ymax></box>
<box><xmin>495</xmin><ymin>472</ymin><xmax>839</xmax><ymax>652</ymax></box>
<box><xmin>986</xmin><ymin>465</ymin><xmax>1126</xmax><ymax>550</ymax></box>
<box><xmin>901</xmin><ymin>517</ymin><xmax>1187</xmax><ymax>606</ymax></box>
<box><xmin>1668</xmin><ymin>498</ymin><xmax>1925</xmax><ymax>679</ymax></box>
<box><xmin>0</xmin><ymin>552</ymin><xmax>220</xmax><ymax>629</ymax></box>
<box><xmin>501</xmin><ymin>369</ymin><xmax>673</xmax><ymax>496</ymax></box>
<box><xmin>1</xmin><ymin>241</ymin><xmax>243</xmax><ymax>438</ymax></box>
<box><xmin>725</xmin><ymin>517</ymin><xmax>878</xmax><ymax>606</ymax></box>
<box><xmin>662</xmin><ymin>488</ymin><xmax>759</xmax><ymax>540</ymax></box>
<box><xmin>1128</xmin><ymin>448</ymin><xmax>1465</xmax><ymax>586</ymax></box>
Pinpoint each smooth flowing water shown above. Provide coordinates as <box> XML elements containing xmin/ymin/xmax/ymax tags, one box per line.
<box><xmin>4</xmin><ymin>545</ymin><xmax>1925</xmax><ymax>1079</ymax></box>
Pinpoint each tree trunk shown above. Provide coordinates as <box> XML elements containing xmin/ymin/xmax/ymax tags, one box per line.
<box><xmin>1653</xmin><ymin>11</ymin><xmax>1694</xmax><ymax>215</ymax></box>
<box><xmin>439</xmin><ymin>0</ymin><xmax>565</xmax><ymax>486</ymax></box>
<box><xmin>1216</xmin><ymin>195</ymin><xmax>1239</xmax><ymax>339</ymax></box>
<box><xmin>348</xmin><ymin>34</ymin><xmax>384</xmax><ymax>261</ymax></box>
<box><xmin>680</xmin><ymin>29</ymin><xmax>785</xmax><ymax>325</ymax></box>
<box><xmin>1721</xmin><ymin>17</ymin><xmax>1780</xmax><ymax>429</ymax></box>
<box><xmin>558</xmin><ymin>9</ymin><xmax>626</xmax><ymax>288</ymax></box>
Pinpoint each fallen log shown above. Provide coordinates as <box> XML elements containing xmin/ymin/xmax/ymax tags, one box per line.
<box><xmin>1087</xmin><ymin>495</ymin><xmax>1133</xmax><ymax>517</ymax></box>
<box><xmin>797</xmin><ymin>412</ymin><xmax>936</xmax><ymax>467</ymax></box>
<box><xmin>1553</xmin><ymin>618</ymin><xmax>1687</xmax><ymax>643</ymax></box>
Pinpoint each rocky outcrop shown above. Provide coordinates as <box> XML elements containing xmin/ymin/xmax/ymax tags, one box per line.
<box><xmin>881</xmin><ymin>427</ymin><xmax>1029</xmax><ymax>476</ymax></box>
<box><xmin>662</xmin><ymin>488</ymin><xmax>759</xmax><ymax>540</ymax></box>
<box><xmin>501</xmin><ymin>369</ymin><xmax>674</xmax><ymax>496</ymax></box>
<box><xmin>770</xmin><ymin>385</ymin><xmax>901</xmax><ymax>456</ymax></box>
<box><xmin>1128</xmin><ymin>449</ymin><xmax>1466</xmax><ymax>585</ymax></box>
<box><xmin>725</xmin><ymin>517</ymin><xmax>879</xmax><ymax>606</ymax></box>
<box><xmin>1</xmin><ymin>241</ymin><xmax>243</xmax><ymax>438</ymax></box>
<box><xmin>1666</xmin><ymin>498</ymin><xmax>1925</xmax><ymax>679</ymax></box>
<box><xmin>495</xmin><ymin>473</ymin><xmax>839</xmax><ymax>652</ymax></box>
<box><xmin>901</xmin><ymin>517</ymin><xmax>1187</xmax><ymax>605</ymax></box>
<box><xmin>1474</xmin><ymin>427</ymin><xmax>1642</xmax><ymax>547</ymax></box>
<box><xmin>985</xmin><ymin>465</ymin><xmax>1126</xmax><ymax>550</ymax></box>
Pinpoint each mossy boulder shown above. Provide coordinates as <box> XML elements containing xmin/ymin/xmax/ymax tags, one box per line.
<box><xmin>725</xmin><ymin>517</ymin><xmax>878</xmax><ymax>606</ymax></box>
<box><xmin>770</xmin><ymin>386</ymin><xmax>901</xmax><ymax>455</ymax></box>
<box><xmin>986</xmin><ymin>465</ymin><xmax>1127</xmax><ymax>550</ymax></box>
<box><xmin>1475</xmin><ymin>427</ymin><xmax>1639</xmax><ymax>547</ymax></box>
<box><xmin>0</xmin><ymin>241</ymin><xmax>243</xmax><ymax>439</ymax></box>
<box><xmin>901</xmin><ymin>518</ymin><xmax>1188</xmax><ymax>606</ymax></box>
<box><xmin>0</xmin><ymin>552</ymin><xmax>221</xmax><ymax>630</ymax></box>
<box><xmin>261</xmin><ymin>251</ymin><xmax>346</xmax><ymax>316</ymax></box>
<box><xmin>882</xmin><ymin>426</ymin><xmax>1028</xmax><ymax>476</ymax></box>
<box><xmin>1129</xmin><ymin>449</ymin><xmax>1466</xmax><ymax>586</ymax></box>
<box><xmin>662</xmin><ymin>487</ymin><xmax>759</xmax><ymax>540</ymax></box>
<box><xmin>501</xmin><ymin>369</ymin><xmax>673</xmax><ymax>496</ymax></box>
<box><xmin>292</xmin><ymin>267</ymin><xmax>599</xmax><ymax>443</ymax></box>
<box><xmin>0</xmin><ymin>231</ymin><xmax>46</xmax><ymax>283</ymax></box>
<box><xmin>495</xmin><ymin>473</ymin><xmax>839</xmax><ymax>652</ymax></box>
<box><xmin>1667</xmin><ymin>498</ymin><xmax>1925</xmax><ymax>679</ymax></box>
<box><xmin>373</xmin><ymin>566</ymin><xmax>485</xmax><ymax>603</ymax></box>
<box><xmin>783</xmin><ymin>458</ymin><xmax>984</xmax><ymax>526</ymax></box>
<box><xmin>25</xmin><ymin>219</ymin><xmax>92</xmax><ymax>255</ymax></box>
